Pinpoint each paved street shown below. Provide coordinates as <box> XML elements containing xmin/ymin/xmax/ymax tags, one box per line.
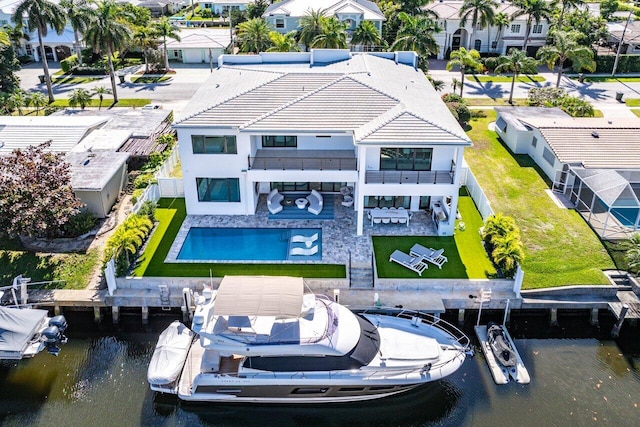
<box><xmin>16</xmin><ymin>59</ymin><xmax>640</xmax><ymax>117</ymax></box>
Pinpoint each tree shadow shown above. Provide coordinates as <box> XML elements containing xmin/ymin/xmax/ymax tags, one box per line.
<box><xmin>560</xmin><ymin>79</ymin><xmax>610</xmax><ymax>101</ymax></box>
<box><xmin>464</xmin><ymin>81</ymin><xmax>508</xmax><ymax>99</ymax></box>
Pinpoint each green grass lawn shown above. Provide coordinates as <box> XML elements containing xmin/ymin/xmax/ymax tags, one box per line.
<box><xmin>471</xmin><ymin>74</ymin><xmax>545</xmax><ymax>83</ymax></box>
<box><xmin>464</xmin><ymin>111</ymin><xmax>614</xmax><ymax>288</ymax></box>
<box><xmin>52</xmin><ymin>75</ymin><xmax>104</xmax><ymax>84</ymax></box>
<box><xmin>577</xmin><ymin>76</ymin><xmax>640</xmax><ymax>83</ymax></box>
<box><xmin>130</xmin><ymin>76</ymin><xmax>172</xmax><ymax>84</ymax></box>
<box><xmin>0</xmin><ymin>238</ymin><xmax>99</xmax><ymax>290</ymax></box>
<box><xmin>626</xmin><ymin>99</ymin><xmax>640</xmax><ymax>107</ymax></box>
<box><xmin>373</xmin><ymin>195</ymin><xmax>495</xmax><ymax>279</ymax></box>
<box><xmin>631</xmin><ymin>109</ymin><xmax>640</xmax><ymax>118</ymax></box>
<box><xmin>51</xmin><ymin>98</ymin><xmax>151</xmax><ymax>108</ymax></box>
<box><xmin>133</xmin><ymin>198</ymin><xmax>345</xmax><ymax>278</ymax></box>
<box><xmin>465</xmin><ymin>98</ymin><xmax>528</xmax><ymax>106</ymax></box>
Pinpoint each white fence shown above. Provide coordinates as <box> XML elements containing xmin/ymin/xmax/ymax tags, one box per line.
<box><xmin>130</xmin><ymin>149</ymin><xmax>184</xmax><ymax>214</ymax></box>
<box><xmin>156</xmin><ymin>149</ymin><xmax>180</xmax><ymax>178</ymax></box>
<box><xmin>158</xmin><ymin>178</ymin><xmax>184</xmax><ymax>198</ymax></box>
<box><xmin>462</xmin><ymin>166</ymin><xmax>494</xmax><ymax>220</ymax></box>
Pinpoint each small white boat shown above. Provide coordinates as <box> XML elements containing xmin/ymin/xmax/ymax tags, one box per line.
<box><xmin>0</xmin><ymin>306</ymin><xmax>68</xmax><ymax>360</ymax></box>
<box><xmin>148</xmin><ymin>276</ymin><xmax>471</xmax><ymax>403</ymax></box>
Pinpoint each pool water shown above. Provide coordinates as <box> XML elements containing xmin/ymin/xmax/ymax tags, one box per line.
<box><xmin>611</xmin><ymin>208</ymin><xmax>639</xmax><ymax>228</ymax></box>
<box><xmin>177</xmin><ymin>228</ymin><xmax>322</xmax><ymax>261</ymax></box>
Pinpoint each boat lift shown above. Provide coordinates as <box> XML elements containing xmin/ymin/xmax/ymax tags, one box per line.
<box><xmin>473</xmin><ymin>291</ymin><xmax>530</xmax><ymax>385</ymax></box>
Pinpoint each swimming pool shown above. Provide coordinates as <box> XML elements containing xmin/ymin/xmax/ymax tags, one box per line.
<box><xmin>177</xmin><ymin>228</ymin><xmax>322</xmax><ymax>261</ymax></box>
<box><xmin>611</xmin><ymin>208</ymin><xmax>639</xmax><ymax>228</ymax></box>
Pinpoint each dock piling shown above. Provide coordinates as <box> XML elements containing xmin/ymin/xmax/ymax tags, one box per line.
<box><xmin>458</xmin><ymin>309</ymin><xmax>465</xmax><ymax>326</ymax></box>
<box><xmin>611</xmin><ymin>304</ymin><xmax>629</xmax><ymax>338</ymax></box>
<box><xmin>549</xmin><ymin>308</ymin><xmax>558</xmax><ymax>326</ymax></box>
<box><xmin>93</xmin><ymin>306</ymin><xmax>102</xmax><ymax>323</ymax></box>
<box><xmin>142</xmin><ymin>306</ymin><xmax>149</xmax><ymax>326</ymax></box>
<box><xmin>590</xmin><ymin>308</ymin><xmax>599</xmax><ymax>326</ymax></box>
<box><xmin>112</xmin><ymin>306</ymin><xmax>120</xmax><ymax>325</ymax></box>
<box><xmin>54</xmin><ymin>305</ymin><xmax>61</xmax><ymax>316</ymax></box>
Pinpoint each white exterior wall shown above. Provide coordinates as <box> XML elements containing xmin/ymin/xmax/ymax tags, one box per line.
<box><xmin>527</xmin><ymin>128</ymin><xmax>559</xmax><ymax>182</ymax></box>
<box><xmin>296</xmin><ymin>134</ymin><xmax>354</xmax><ymax>150</ymax></box>
<box><xmin>495</xmin><ymin>117</ymin><xmax>531</xmax><ymax>154</ymax></box>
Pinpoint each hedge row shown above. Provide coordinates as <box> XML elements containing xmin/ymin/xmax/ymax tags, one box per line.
<box><xmin>595</xmin><ymin>55</ymin><xmax>640</xmax><ymax>73</ymax></box>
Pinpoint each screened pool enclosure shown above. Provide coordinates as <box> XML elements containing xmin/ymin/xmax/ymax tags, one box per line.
<box><xmin>567</xmin><ymin>167</ymin><xmax>640</xmax><ymax>239</ymax></box>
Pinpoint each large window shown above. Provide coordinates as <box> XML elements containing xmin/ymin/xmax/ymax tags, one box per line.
<box><xmin>510</xmin><ymin>24</ymin><xmax>521</xmax><ymax>33</ymax></box>
<box><xmin>532</xmin><ymin>24</ymin><xmax>543</xmax><ymax>34</ymax></box>
<box><xmin>192</xmin><ymin>135</ymin><xmax>237</xmax><ymax>154</ymax></box>
<box><xmin>271</xmin><ymin>182</ymin><xmax>346</xmax><ymax>193</ymax></box>
<box><xmin>380</xmin><ymin>148</ymin><xmax>432</xmax><ymax>171</ymax></box>
<box><xmin>365</xmin><ymin>196</ymin><xmax>410</xmax><ymax>208</ymax></box>
<box><xmin>262</xmin><ymin>135</ymin><xmax>297</xmax><ymax>147</ymax></box>
<box><xmin>542</xmin><ymin>147</ymin><xmax>555</xmax><ymax>166</ymax></box>
<box><xmin>196</xmin><ymin>178</ymin><xmax>240</xmax><ymax>202</ymax></box>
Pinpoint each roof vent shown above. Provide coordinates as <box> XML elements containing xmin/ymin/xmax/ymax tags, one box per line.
<box><xmin>591</xmin><ymin>131</ymin><xmax>599</xmax><ymax>138</ymax></box>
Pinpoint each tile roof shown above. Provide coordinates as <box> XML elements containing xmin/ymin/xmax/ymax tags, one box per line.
<box><xmin>521</xmin><ymin>117</ymin><xmax>640</xmax><ymax>169</ymax></box>
<box><xmin>264</xmin><ymin>0</ymin><xmax>384</xmax><ymax>20</ymax></box>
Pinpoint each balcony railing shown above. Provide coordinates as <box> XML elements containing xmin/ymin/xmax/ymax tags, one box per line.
<box><xmin>248</xmin><ymin>156</ymin><xmax>357</xmax><ymax>171</ymax></box>
<box><xmin>365</xmin><ymin>170</ymin><xmax>454</xmax><ymax>185</ymax></box>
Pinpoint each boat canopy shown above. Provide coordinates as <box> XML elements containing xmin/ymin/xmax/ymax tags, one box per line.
<box><xmin>0</xmin><ymin>306</ymin><xmax>48</xmax><ymax>353</ymax></box>
<box><xmin>215</xmin><ymin>276</ymin><xmax>304</xmax><ymax>318</ymax></box>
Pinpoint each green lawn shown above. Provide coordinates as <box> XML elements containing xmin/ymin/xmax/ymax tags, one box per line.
<box><xmin>464</xmin><ymin>111</ymin><xmax>614</xmax><ymax>288</ymax></box>
<box><xmin>51</xmin><ymin>98</ymin><xmax>151</xmax><ymax>108</ymax></box>
<box><xmin>626</xmin><ymin>99</ymin><xmax>640</xmax><ymax>107</ymax></box>
<box><xmin>52</xmin><ymin>75</ymin><xmax>104</xmax><ymax>84</ymax></box>
<box><xmin>130</xmin><ymin>76</ymin><xmax>172</xmax><ymax>84</ymax></box>
<box><xmin>465</xmin><ymin>98</ymin><xmax>528</xmax><ymax>106</ymax></box>
<box><xmin>373</xmin><ymin>195</ymin><xmax>495</xmax><ymax>279</ymax></box>
<box><xmin>577</xmin><ymin>76</ymin><xmax>640</xmax><ymax>83</ymax></box>
<box><xmin>631</xmin><ymin>109</ymin><xmax>640</xmax><ymax>118</ymax></box>
<box><xmin>133</xmin><ymin>198</ymin><xmax>346</xmax><ymax>278</ymax></box>
<box><xmin>471</xmin><ymin>74</ymin><xmax>545</xmax><ymax>83</ymax></box>
<box><xmin>0</xmin><ymin>238</ymin><xmax>99</xmax><ymax>290</ymax></box>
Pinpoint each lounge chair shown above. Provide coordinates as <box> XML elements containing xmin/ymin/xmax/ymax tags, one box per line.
<box><xmin>306</xmin><ymin>189</ymin><xmax>323</xmax><ymax>215</ymax></box>
<box><xmin>290</xmin><ymin>245</ymin><xmax>319</xmax><ymax>256</ymax></box>
<box><xmin>389</xmin><ymin>250</ymin><xmax>427</xmax><ymax>276</ymax></box>
<box><xmin>409</xmin><ymin>244</ymin><xmax>448</xmax><ymax>269</ymax></box>
<box><xmin>291</xmin><ymin>233</ymin><xmax>318</xmax><ymax>248</ymax></box>
<box><xmin>267</xmin><ymin>189</ymin><xmax>284</xmax><ymax>214</ymax></box>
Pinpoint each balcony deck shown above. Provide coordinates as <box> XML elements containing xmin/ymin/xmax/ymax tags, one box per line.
<box><xmin>250</xmin><ymin>150</ymin><xmax>357</xmax><ymax>171</ymax></box>
<box><xmin>365</xmin><ymin>170</ymin><xmax>454</xmax><ymax>185</ymax></box>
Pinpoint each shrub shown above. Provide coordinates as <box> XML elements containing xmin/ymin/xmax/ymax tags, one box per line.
<box><xmin>441</xmin><ymin>93</ymin><xmax>466</xmax><ymax>104</ymax></box>
<box><xmin>18</xmin><ymin>55</ymin><xmax>33</xmax><ymax>64</ymax></box>
<box><xmin>133</xmin><ymin>172</ymin><xmax>157</xmax><ymax>189</ymax></box>
<box><xmin>527</xmin><ymin>87</ymin><xmax>594</xmax><ymax>117</ymax></box>
<box><xmin>103</xmin><ymin>213</ymin><xmax>154</xmax><ymax>275</ymax></box>
<box><xmin>138</xmin><ymin>200</ymin><xmax>157</xmax><ymax>222</ymax></box>
<box><xmin>72</xmin><ymin>66</ymin><xmax>107</xmax><ymax>75</ymax></box>
<box><xmin>62</xmin><ymin>210</ymin><xmax>96</xmax><ymax>237</ymax></box>
<box><xmin>484</xmin><ymin>56</ymin><xmax>498</xmax><ymax>73</ymax></box>
<box><xmin>201</xmin><ymin>8</ymin><xmax>212</xmax><ymax>18</ymax></box>
<box><xmin>60</xmin><ymin>54</ymin><xmax>78</xmax><ymax>73</ymax></box>
<box><xmin>44</xmin><ymin>106</ymin><xmax>61</xmax><ymax>116</ymax></box>
<box><xmin>557</xmin><ymin>96</ymin><xmax>594</xmax><ymax>117</ymax></box>
<box><xmin>446</xmin><ymin>102</ymin><xmax>471</xmax><ymax>125</ymax></box>
<box><xmin>471</xmin><ymin>109</ymin><xmax>487</xmax><ymax>119</ymax></box>
<box><xmin>131</xmin><ymin>188</ymin><xmax>144</xmax><ymax>204</ymax></box>
<box><xmin>482</xmin><ymin>214</ymin><xmax>524</xmax><ymax>278</ymax></box>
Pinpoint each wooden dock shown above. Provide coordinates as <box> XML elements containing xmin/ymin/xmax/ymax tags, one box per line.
<box><xmin>474</xmin><ymin>325</ymin><xmax>530</xmax><ymax>385</ymax></box>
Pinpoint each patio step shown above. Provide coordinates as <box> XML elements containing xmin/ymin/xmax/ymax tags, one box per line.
<box><xmin>350</xmin><ymin>264</ymin><xmax>374</xmax><ymax>289</ymax></box>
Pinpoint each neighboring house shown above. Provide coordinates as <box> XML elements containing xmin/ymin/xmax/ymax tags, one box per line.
<box><xmin>494</xmin><ymin>107</ymin><xmax>640</xmax><ymax>236</ymax></box>
<box><xmin>137</xmin><ymin>0</ymin><xmax>170</xmax><ymax>17</ymax></box>
<box><xmin>425</xmin><ymin>1</ymin><xmax>551</xmax><ymax>58</ymax></box>
<box><xmin>174</xmin><ymin>49</ymin><xmax>471</xmax><ymax>236</ymax></box>
<box><xmin>197</xmin><ymin>0</ymin><xmax>248</xmax><ymax>15</ymax></box>
<box><xmin>606</xmin><ymin>20</ymin><xmax>640</xmax><ymax>55</ymax></box>
<box><xmin>164</xmin><ymin>28</ymin><xmax>231</xmax><ymax>64</ymax></box>
<box><xmin>263</xmin><ymin>0</ymin><xmax>384</xmax><ymax>40</ymax></box>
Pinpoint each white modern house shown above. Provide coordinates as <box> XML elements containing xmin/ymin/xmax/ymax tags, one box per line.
<box><xmin>173</xmin><ymin>49</ymin><xmax>471</xmax><ymax>236</ymax></box>
<box><xmin>263</xmin><ymin>0</ymin><xmax>384</xmax><ymax>40</ymax></box>
<box><xmin>165</xmin><ymin>28</ymin><xmax>231</xmax><ymax>63</ymax></box>
<box><xmin>494</xmin><ymin>107</ymin><xmax>640</xmax><ymax>236</ymax></box>
<box><xmin>425</xmin><ymin>1</ymin><xmax>552</xmax><ymax>58</ymax></box>
<box><xmin>197</xmin><ymin>0</ymin><xmax>248</xmax><ymax>15</ymax></box>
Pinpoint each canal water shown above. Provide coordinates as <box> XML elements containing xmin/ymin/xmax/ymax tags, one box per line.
<box><xmin>0</xmin><ymin>310</ymin><xmax>638</xmax><ymax>426</ymax></box>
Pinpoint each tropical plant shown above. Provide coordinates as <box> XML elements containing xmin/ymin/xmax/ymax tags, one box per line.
<box><xmin>2</xmin><ymin>24</ymin><xmax>29</xmax><ymax>52</ymax></box>
<box><xmin>451</xmin><ymin>77</ymin><xmax>461</xmax><ymax>94</ymax></box>
<box><xmin>429</xmin><ymin>77</ymin><xmax>445</xmax><ymax>91</ymax></box>
<box><xmin>459</xmin><ymin>0</ymin><xmax>498</xmax><ymax>54</ymax></box>
<box><xmin>92</xmin><ymin>85</ymin><xmax>112</xmax><ymax>109</ymax></box>
<box><xmin>311</xmin><ymin>17</ymin><xmax>348</xmax><ymax>49</ymax></box>
<box><xmin>391</xmin><ymin>12</ymin><xmax>440</xmax><ymax>58</ymax></box>
<box><xmin>0</xmin><ymin>141</ymin><xmax>83</xmax><ymax>238</ymax></box>
<box><xmin>482</xmin><ymin>213</ymin><xmax>517</xmax><ymax>248</ymax></box>
<box><xmin>599</xmin><ymin>0</ymin><xmax>618</xmax><ymax>21</ymax></box>
<box><xmin>237</xmin><ymin>18</ymin><xmax>272</xmax><ymax>53</ymax></box>
<box><xmin>560</xmin><ymin>9</ymin><xmax>608</xmax><ymax>47</ymax></box>
<box><xmin>103</xmin><ymin>213</ymin><xmax>153</xmax><ymax>274</ymax></box>
<box><xmin>495</xmin><ymin>48</ymin><xmax>539</xmax><ymax>104</ymax></box>
<box><xmin>446</xmin><ymin>47</ymin><xmax>483</xmax><ymax>96</ymax></box>
<box><xmin>266</xmin><ymin>31</ymin><xmax>300</xmax><ymax>52</ymax></box>
<box><xmin>7</xmin><ymin>90</ymin><xmax>27</xmax><ymax>115</ymax></box>
<box><xmin>60</xmin><ymin>0</ymin><xmax>93</xmax><ymax>66</ymax></box>
<box><xmin>492</xmin><ymin>232</ymin><xmax>525</xmax><ymax>277</ymax></box>
<box><xmin>12</xmin><ymin>0</ymin><xmax>67</xmax><ymax>103</ymax></box>
<box><xmin>555</xmin><ymin>0</ymin><xmax>585</xmax><ymax>28</ymax></box>
<box><xmin>537</xmin><ymin>30</ymin><xmax>595</xmax><ymax>87</ymax></box>
<box><xmin>378</xmin><ymin>0</ymin><xmax>401</xmax><ymax>47</ymax></box>
<box><xmin>27</xmin><ymin>91</ymin><xmax>47</xmax><ymax>115</ymax></box>
<box><xmin>247</xmin><ymin>0</ymin><xmax>270</xmax><ymax>19</ymax></box>
<box><xmin>298</xmin><ymin>9</ymin><xmax>326</xmax><ymax>51</ymax></box>
<box><xmin>152</xmin><ymin>17</ymin><xmax>181</xmax><ymax>71</ymax></box>
<box><xmin>492</xmin><ymin>12</ymin><xmax>510</xmax><ymax>53</ymax></box>
<box><xmin>625</xmin><ymin>233</ymin><xmax>640</xmax><ymax>274</ymax></box>
<box><xmin>68</xmin><ymin>87</ymin><xmax>92</xmax><ymax>109</ymax></box>
<box><xmin>351</xmin><ymin>20</ymin><xmax>383</xmax><ymax>51</ymax></box>
<box><xmin>84</xmin><ymin>0</ymin><xmax>133</xmax><ymax>103</ymax></box>
<box><xmin>399</xmin><ymin>0</ymin><xmax>433</xmax><ymax>16</ymax></box>
<box><xmin>133</xmin><ymin>25</ymin><xmax>158</xmax><ymax>73</ymax></box>
<box><xmin>511</xmin><ymin>0</ymin><xmax>555</xmax><ymax>51</ymax></box>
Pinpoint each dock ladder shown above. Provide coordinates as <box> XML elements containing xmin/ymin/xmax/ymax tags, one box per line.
<box><xmin>158</xmin><ymin>285</ymin><xmax>171</xmax><ymax>311</ymax></box>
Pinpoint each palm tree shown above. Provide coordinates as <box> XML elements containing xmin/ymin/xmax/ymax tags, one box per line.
<box><xmin>92</xmin><ymin>85</ymin><xmax>112</xmax><ymax>109</ymax></box>
<box><xmin>60</xmin><ymin>0</ymin><xmax>93</xmax><ymax>66</ymax></box>
<box><xmin>391</xmin><ymin>12</ymin><xmax>440</xmax><ymax>58</ymax></box>
<box><xmin>237</xmin><ymin>18</ymin><xmax>272</xmax><ymax>54</ymax></box>
<box><xmin>482</xmin><ymin>213</ymin><xmax>517</xmax><ymax>247</ymax></box>
<box><xmin>12</xmin><ymin>0</ymin><xmax>67</xmax><ymax>103</ymax></box>
<box><xmin>511</xmin><ymin>0</ymin><xmax>554</xmax><ymax>51</ymax></box>
<box><xmin>311</xmin><ymin>17</ymin><xmax>348</xmax><ymax>49</ymax></box>
<box><xmin>446</xmin><ymin>47</ymin><xmax>483</xmax><ymax>96</ymax></box>
<box><xmin>7</xmin><ymin>90</ymin><xmax>27</xmax><ymax>115</ymax></box>
<box><xmin>68</xmin><ymin>88</ymin><xmax>92</xmax><ymax>109</ymax></box>
<box><xmin>0</xmin><ymin>29</ymin><xmax>8</xmax><ymax>47</ymax></box>
<box><xmin>493</xmin><ymin>12</ymin><xmax>511</xmax><ymax>53</ymax></box>
<box><xmin>26</xmin><ymin>91</ymin><xmax>47</xmax><ymax>115</ymax></box>
<box><xmin>351</xmin><ymin>20</ymin><xmax>383</xmax><ymax>52</ymax></box>
<box><xmin>495</xmin><ymin>48</ymin><xmax>538</xmax><ymax>104</ymax></box>
<box><xmin>459</xmin><ymin>0</ymin><xmax>498</xmax><ymax>54</ymax></box>
<box><xmin>298</xmin><ymin>9</ymin><xmax>326</xmax><ymax>51</ymax></box>
<box><xmin>537</xmin><ymin>30</ymin><xmax>595</xmax><ymax>87</ymax></box>
<box><xmin>625</xmin><ymin>233</ymin><xmax>640</xmax><ymax>274</ymax></box>
<box><xmin>2</xmin><ymin>24</ymin><xmax>29</xmax><ymax>53</ymax></box>
<box><xmin>84</xmin><ymin>0</ymin><xmax>133</xmax><ymax>103</ymax></box>
<box><xmin>400</xmin><ymin>0</ymin><xmax>433</xmax><ymax>16</ymax></box>
<box><xmin>266</xmin><ymin>31</ymin><xmax>300</xmax><ymax>52</ymax></box>
<box><xmin>492</xmin><ymin>233</ymin><xmax>525</xmax><ymax>277</ymax></box>
<box><xmin>556</xmin><ymin>0</ymin><xmax>585</xmax><ymax>28</ymax></box>
<box><xmin>152</xmin><ymin>17</ymin><xmax>181</xmax><ymax>71</ymax></box>
<box><xmin>133</xmin><ymin>25</ymin><xmax>158</xmax><ymax>73</ymax></box>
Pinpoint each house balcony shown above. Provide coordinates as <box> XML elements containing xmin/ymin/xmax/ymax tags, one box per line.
<box><xmin>365</xmin><ymin>170</ymin><xmax>454</xmax><ymax>185</ymax></box>
<box><xmin>249</xmin><ymin>150</ymin><xmax>357</xmax><ymax>171</ymax></box>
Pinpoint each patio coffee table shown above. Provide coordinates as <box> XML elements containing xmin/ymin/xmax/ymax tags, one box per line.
<box><xmin>295</xmin><ymin>198</ymin><xmax>309</xmax><ymax>209</ymax></box>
